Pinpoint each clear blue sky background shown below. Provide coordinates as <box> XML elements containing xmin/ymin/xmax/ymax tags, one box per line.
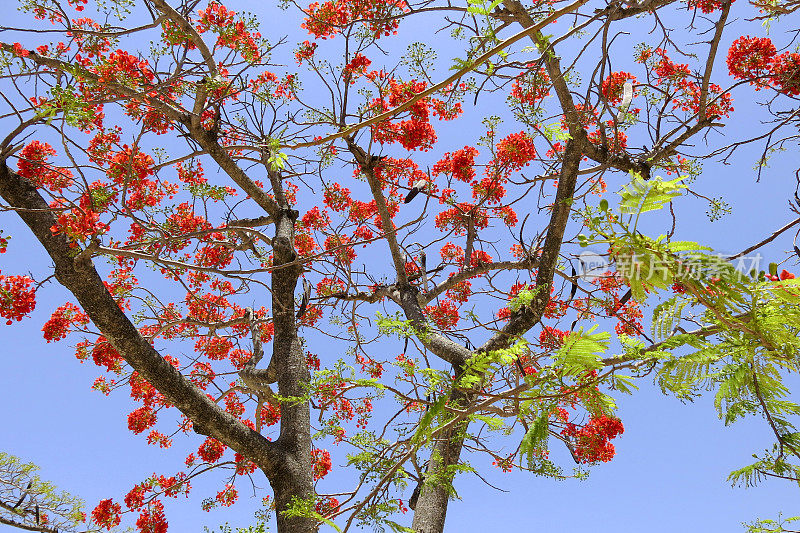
<box><xmin>1</xmin><ymin>0</ymin><xmax>799</xmax><ymax>531</ymax></box>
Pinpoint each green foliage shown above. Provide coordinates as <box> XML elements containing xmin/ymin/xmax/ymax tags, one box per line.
<box><xmin>264</xmin><ymin>137</ymin><xmax>289</xmax><ymax>171</ymax></box>
<box><xmin>0</xmin><ymin>452</ymin><xmax>89</xmax><ymax>532</ymax></box>
<box><xmin>618</xmin><ymin>173</ymin><xmax>687</xmax><ymax>217</ymax></box>
<box><xmin>651</xmin><ymin>296</ymin><xmax>689</xmax><ymax>341</ymax></box>
<box><xmin>377</xmin><ymin>312</ymin><xmax>430</xmax><ymax>341</ymax></box>
<box><xmin>466</xmin><ymin>0</ymin><xmax>504</xmax><ymax>15</ymax></box>
<box><xmin>552</xmin><ymin>326</ymin><xmax>611</xmax><ymax>376</ymax></box>
<box><xmin>282</xmin><ymin>496</ymin><xmax>342</xmax><ymax>532</ymax></box>
<box><xmin>582</xmin><ymin>173</ymin><xmax>800</xmax><ymax>503</ymax></box>
<box><xmin>519</xmin><ymin>413</ymin><xmax>552</xmax><ymax>471</ymax></box>
<box><xmin>745</xmin><ymin>514</ymin><xmax>800</xmax><ymax>533</ymax></box>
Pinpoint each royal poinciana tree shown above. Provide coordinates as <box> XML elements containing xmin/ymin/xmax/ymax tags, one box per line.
<box><xmin>1</xmin><ymin>0</ymin><xmax>800</xmax><ymax>531</ymax></box>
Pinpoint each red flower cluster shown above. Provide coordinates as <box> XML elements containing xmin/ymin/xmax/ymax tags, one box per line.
<box><xmin>727</xmin><ymin>36</ymin><xmax>776</xmax><ymax>83</ymax></box>
<box><xmin>128</xmin><ymin>406</ymin><xmax>158</xmax><ymax>434</ymax></box>
<box><xmin>509</xmin><ymin>67</ymin><xmax>550</xmax><ymax>107</ymax></box>
<box><xmin>439</xmin><ymin>242</ymin><xmax>464</xmax><ymax>263</ymax></box>
<box><xmin>91</xmin><ymin>499</ymin><xmax>122</xmax><ymax>530</ymax></box>
<box><xmin>491</xmin><ymin>131</ymin><xmax>537</xmax><ymax>175</ymax></box>
<box><xmin>215</xmin><ymin>484</ymin><xmax>238</xmax><ymax>507</ymax></box>
<box><xmin>766</xmin><ymin>269</ymin><xmax>795</xmax><ymax>281</ymax></box>
<box><xmin>196</xmin><ymin>1</ymin><xmax>262</xmax><ymax>62</ymax></box>
<box><xmin>312</xmin><ymin>448</ymin><xmax>333</xmax><ymax>480</ymax></box>
<box><xmin>259</xmin><ymin>401</ymin><xmax>281</xmax><ymax>426</ymax></box>
<box><xmin>601</xmin><ymin>71</ymin><xmax>637</xmax><ymax>105</ymax></box>
<box><xmin>12</xmin><ymin>42</ymin><xmax>29</xmax><ymax>57</ymax></box>
<box><xmin>425</xmin><ymin>300</ymin><xmax>460</xmax><ymax>330</ymax></box>
<box><xmin>434</xmin><ymin>203</ymin><xmax>489</xmax><ymax>235</ymax></box>
<box><xmin>95</xmin><ymin>49</ymin><xmax>155</xmax><ymax>88</ymax></box>
<box><xmin>317</xmin><ymin>277</ymin><xmax>346</xmax><ymax>296</ymax></box>
<box><xmin>315</xmin><ymin>496</ymin><xmax>340</xmax><ymax>518</ymax></box>
<box><xmin>640</xmin><ymin>47</ymin><xmax>733</xmax><ymax>118</ymax></box>
<box><xmin>728</xmin><ymin>36</ymin><xmax>800</xmax><ymax>96</ymax></box>
<box><xmin>324</xmin><ymin>183</ymin><xmax>352</xmax><ymax>212</ymax></box>
<box><xmin>561</xmin><ymin>415</ymin><xmax>624</xmax><ymax>463</ymax></box>
<box><xmin>17</xmin><ymin>141</ymin><xmax>74</xmax><ymax>192</ymax></box>
<box><xmin>324</xmin><ymin>234</ymin><xmax>356</xmax><ymax>264</ymax></box>
<box><xmin>539</xmin><ymin>326</ymin><xmax>568</xmax><ymax>351</ymax></box>
<box><xmin>197</xmin><ymin>437</ymin><xmax>226</xmax><ymax>463</ymax></box>
<box><xmin>446</xmin><ymin>279</ymin><xmax>472</xmax><ymax>303</ymax></box>
<box><xmin>344</xmin><ymin>53</ymin><xmax>372</xmax><ymax>81</ymax></box>
<box><xmin>432</xmin><ymin>146</ymin><xmax>479</xmax><ymax>183</ymax></box>
<box><xmin>235</xmin><ymin>452</ymin><xmax>258</xmax><ymax>475</ymax></box>
<box><xmin>687</xmin><ymin>0</ymin><xmax>729</xmax><ymax>13</ymax></box>
<box><xmin>0</xmin><ymin>272</ymin><xmax>35</xmax><ymax>325</ymax></box>
<box><xmin>369</xmin><ymin>78</ymin><xmax>462</xmax><ymax>151</ymax></box>
<box><xmin>302</xmin><ymin>0</ymin><xmax>406</xmax><ymax>39</ymax></box>
<box><xmin>136</xmin><ymin>500</ymin><xmax>168</xmax><ymax>532</ymax></box>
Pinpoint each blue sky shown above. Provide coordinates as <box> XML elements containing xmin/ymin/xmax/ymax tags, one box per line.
<box><xmin>2</xmin><ymin>0</ymin><xmax>800</xmax><ymax>531</ymax></box>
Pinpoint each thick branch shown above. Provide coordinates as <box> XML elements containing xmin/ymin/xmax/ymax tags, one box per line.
<box><xmin>348</xmin><ymin>141</ymin><xmax>471</xmax><ymax>367</ymax></box>
<box><xmin>0</xmin><ymin>162</ymin><xmax>283</xmax><ymax>478</ymax></box>
<box><xmin>480</xmin><ymin>133</ymin><xmax>585</xmax><ymax>353</ymax></box>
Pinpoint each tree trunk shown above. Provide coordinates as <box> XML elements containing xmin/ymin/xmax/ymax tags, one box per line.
<box><xmin>271</xmin><ymin>458</ymin><xmax>317</xmax><ymax>533</ymax></box>
<box><xmin>271</xmin><ymin>207</ymin><xmax>318</xmax><ymax>533</ymax></box>
<box><xmin>410</xmin><ymin>413</ymin><xmax>467</xmax><ymax>533</ymax></box>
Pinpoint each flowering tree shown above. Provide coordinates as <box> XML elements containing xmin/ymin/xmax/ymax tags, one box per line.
<box><xmin>1</xmin><ymin>0</ymin><xmax>800</xmax><ymax>532</ymax></box>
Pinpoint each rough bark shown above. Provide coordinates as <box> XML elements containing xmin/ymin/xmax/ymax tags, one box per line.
<box><xmin>409</xmin><ymin>389</ymin><xmax>468</xmax><ymax>533</ymax></box>
<box><xmin>270</xmin><ymin>207</ymin><xmax>318</xmax><ymax>533</ymax></box>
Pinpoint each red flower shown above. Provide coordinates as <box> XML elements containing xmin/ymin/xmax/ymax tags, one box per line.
<box><xmin>687</xmin><ymin>0</ymin><xmax>729</xmax><ymax>13</ymax></box>
<box><xmin>295</xmin><ymin>40</ymin><xmax>317</xmax><ymax>63</ymax></box>
<box><xmin>323</xmin><ymin>183</ymin><xmax>352</xmax><ymax>211</ymax></box>
<box><xmin>259</xmin><ymin>401</ymin><xmax>281</xmax><ymax>426</ymax></box>
<box><xmin>197</xmin><ymin>437</ymin><xmax>226</xmax><ymax>463</ymax></box>
<box><xmin>727</xmin><ymin>36</ymin><xmax>777</xmax><ymax>83</ymax></box>
<box><xmin>601</xmin><ymin>72</ymin><xmax>636</xmax><ymax>105</ymax></box>
<box><xmin>311</xmin><ymin>448</ymin><xmax>333</xmax><ymax>480</ymax></box>
<box><xmin>215</xmin><ymin>484</ymin><xmax>238</xmax><ymax>507</ymax></box>
<box><xmin>432</xmin><ymin>146</ymin><xmax>479</xmax><ymax>183</ymax></box>
<box><xmin>128</xmin><ymin>406</ymin><xmax>157</xmax><ymax>434</ymax></box>
<box><xmin>561</xmin><ymin>415</ymin><xmax>624</xmax><ymax>463</ymax></box>
<box><xmin>125</xmin><ymin>483</ymin><xmax>151</xmax><ymax>510</ymax></box>
<box><xmin>770</xmin><ymin>52</ymin><xmax>800</xmax><ymax>96</ymax></box>
<box><xmin>0</xmin><ymin>272</ymin><xmax>36</xmax><ymax>325</ymax></box>
<box><xmin>492</xmin><ymin>131</ymin><xmax>537</xmax><ymax>174</ymax></box>
<box><xmin>12</xmin><ymin>42</ymin><xmax>30</xmax><ymax>57</ymax></box>
<box><xmin>92</xmin><ymin>499</ymin><xmax>122</xmax><ymax>530</ymax></box>
<box><xmin>315</xmin><ymin>496</ymin><xmax>340</xmax><ymax>518</ymax></box>
<box><xmin>136</xmin><ymin>500</ymin><xmax>168</xmax><ymax>533</ymax></box>
<box><xmin>510</xmin><ymin>67</ymin><xmax>550</xmax><ymax>107</ymax></box>
<box><xmin>344</xmin><ymin>53</ymin><xmax>372</xmax><ymax>81</ymax></box>
<box><xmin>17</xmin><ymin>141</ymin><xmax>73</xmax><ymax>191</ymax></box>
<box><xmin>539</xmin><ymin>326</ymin><xmax>568</xmax><ymax>351</ymax></box>
<box><xmin>425</xmin><ymin>300</ymin><xmax>460</xmax><ymax>330</ymax></box>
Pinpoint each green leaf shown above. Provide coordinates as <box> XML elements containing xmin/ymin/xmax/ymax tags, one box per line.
<box><xmin>519</xmin><ymin>413</ymin><xmax>549</xmax><ymax>469</ymax></box>
<box><xmin>612</xmin><ymin>374</ymin><xmax>639</xmax><ymax>394</ymax></box>
<box><xmin>411</xmin><ymin>396</ymin><xmax>448</xmax><ymax>445</ymax></box>
<box><xmin>619</xmin><ymin>174</ymin><xmax>687</xmax><ymax>215</ymax></box>
<box><xmin>553</xmin><ymin>326</ymin><xmax>611</xmax><ymax>375</ymax></box>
